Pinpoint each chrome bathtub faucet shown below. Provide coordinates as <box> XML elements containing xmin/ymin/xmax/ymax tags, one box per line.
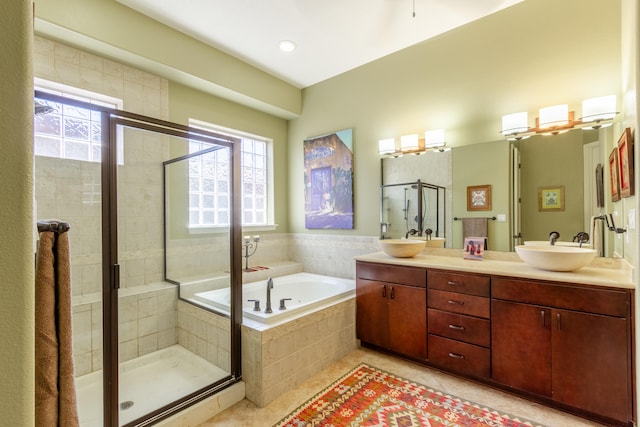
<box><xmin>265</xmin><ymin>277</ymin><xmax>273</xmax><ymax>314</ymax></box>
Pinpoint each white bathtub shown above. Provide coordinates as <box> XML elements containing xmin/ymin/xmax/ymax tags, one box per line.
<box><xmin>192</xmin><ymin>272</ymin><xmax>355</xmax><ymax>324</ymax></box>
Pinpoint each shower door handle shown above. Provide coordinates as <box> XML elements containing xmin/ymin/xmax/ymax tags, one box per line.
<box><xmin>113</xmin><ymin>264</ymin><xmax>120</xmax><ymax>290</ymax></box>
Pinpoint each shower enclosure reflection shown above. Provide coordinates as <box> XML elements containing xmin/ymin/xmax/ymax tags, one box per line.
<box><xmin>380</xmin><ymin>180</ymin><xmax>446</xmax><ymax>241</ymax></box>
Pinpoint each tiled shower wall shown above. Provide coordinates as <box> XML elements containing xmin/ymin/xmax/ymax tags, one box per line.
<box><xmin>34</xmin><ymin>36</ymin><xmax>175</xmax><ymax>375</ymax></box>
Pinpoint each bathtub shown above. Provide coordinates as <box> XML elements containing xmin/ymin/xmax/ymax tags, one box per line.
<box><xmin>192</xmin><ymin>272</ymin><xmax>355</xmax><ymax>324</ymax></box>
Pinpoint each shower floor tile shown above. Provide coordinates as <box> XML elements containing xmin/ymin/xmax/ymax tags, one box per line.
<box><xmin>76</xmin><ymin>344</ymin><xmax>228</xmax><ymax>426</ymax></box>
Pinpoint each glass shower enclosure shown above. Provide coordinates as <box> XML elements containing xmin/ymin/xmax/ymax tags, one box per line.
<box><xmin>34</xmin><ymin>90</ymin><xmax>242</xmax><ymax>426</ymax></box>
<box><xmin>380</xmin><ymin>180</ymin><xmax>446</xmax><ymax>240</ymax></box>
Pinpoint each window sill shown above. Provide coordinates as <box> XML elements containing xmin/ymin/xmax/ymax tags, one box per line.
<box><xmin>188</xmin><ymin>224</ymin><xmax>278</xmax><ymax>235</ymax></box>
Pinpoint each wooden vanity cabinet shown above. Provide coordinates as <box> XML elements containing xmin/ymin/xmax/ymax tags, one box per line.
<box><xmin>492</xmin><ymin>277</ymin><xmax>633</xmax><ymax>424</ymax></box>
<box><xmin>356</xmin><ymin>261</ymin><xmax>427</xmax><ymax>361</ymax></box>
<box><xmin>427</xmin><ymin>270</ymin><xmax>491</xmax><ymax>379</ymax></box>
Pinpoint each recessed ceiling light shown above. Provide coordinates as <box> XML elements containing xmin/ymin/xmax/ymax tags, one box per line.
<box><xmin>278</xmin><ymin>40</ymin><xmax>296</xmax><ymax>53</ymax></box>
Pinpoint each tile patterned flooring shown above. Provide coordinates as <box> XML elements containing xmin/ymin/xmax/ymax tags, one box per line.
<box><xmin>198</xmin><ymin>346</ymin><xmax>605</xmax><ymax>426</ymax></box>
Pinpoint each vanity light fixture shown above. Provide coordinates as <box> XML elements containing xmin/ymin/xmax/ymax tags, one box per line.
<box><xmin>500</xmin><ymin>95</ymin><xmax>618</xmax><ymax>140</ymax></box>
<box><xmin>378</xmin><ymin>138</ymin><xmax>397</xmax><ymax>155</ymax></box>
<box><xmin>379</xmin><ymin>129</ymin><xmax>448</xmax><ymax>157</ymax></box>
<box><xmin>400</xmin><ymin>134</ymin><xmax>420</xmax><ymax>152</ymax></box>
<box><xmin>501</xmin><ymin>112</ymin><xmax>530</xmax><ymax>140</ymax></box>
<box><xmin>581</xmin><ymin>95</ymin><xmax>617</xmax><ymax>129</ymax></box>
<box><xmin>424</xmin><ymin>129</ymin><xmax>445</xmax><ymax>148</ymax></box>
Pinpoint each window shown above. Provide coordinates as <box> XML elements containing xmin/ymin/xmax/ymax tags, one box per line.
<box><xmin>189</xmin><ymin>120</ymin><xmax>272</xmax><ymax>229</ymax></box>
<box><xmin>34</xmin><ymin>79</ymin><xmax>122</xmax><ymax>162</ymax></box>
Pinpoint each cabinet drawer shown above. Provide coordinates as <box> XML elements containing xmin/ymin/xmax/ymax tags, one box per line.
<box><xmin>428</xmin><ymin>270</ymin><xmax>489</xmax><ymax>297</ymax></box>
<box><xmin>428</xmin><ymin>334</ymin><xmax>490</xmax><ymax>379</ymax></box>
<box><xmin>357</xmin><ymin>261</ymin><xmax>426</xmax><ymax>287</ymax></box>
<box><xmin>428</xmin><ymin>289</ymin><xmax>490</xmax><ymax>318</ymax></box>
<box><xmin>492</xmin><ymin>277</ymin><xmax>630</xmax><ymax>317</ymax></box>
<box><xmin>428</xmin><ymin>309</ymin><xmax>490</xmax><ymax>347</ymax></box>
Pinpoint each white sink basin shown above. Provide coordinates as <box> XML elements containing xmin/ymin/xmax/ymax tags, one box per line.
<box><xmin>524</xmin><ymin>240</ymin><xmax>593</xmax><ymax>249</ymax></box>
<box><xmin>515</xmin><ymin>245</ymin><xmax>597</xmax><ymax>272</ymax></box>
<box><xmin>379</xmin><ymin>239</ymin><xmax>426</xmax><ymax>258</ymax></box>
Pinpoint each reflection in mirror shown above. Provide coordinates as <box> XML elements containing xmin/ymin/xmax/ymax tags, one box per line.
<box><xmin>513</xmin><ymin>128</ymin><xmax>615</xmax><ymax>257</ymax></box>
<box><xmin>380</xmin><ymin>180</ymin><xmax>446</xmax><ymax>242</ymax></box>
<box><xmin>381</xmin><ymin>150</ymin><xmax>452</xmax><ymax>246</ymax></box>
<box><xmin>382</xmin><ymin>127</ymin><xmax>619</xmax><ymax>256</ymax></box>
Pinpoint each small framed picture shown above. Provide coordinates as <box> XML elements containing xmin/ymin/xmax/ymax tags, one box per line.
<box><xmin>463</xmin><ymin>237</ymin><xmax>485</xmax><ymax>260</ymax></box>
<box><xmin>538</xmin><ymin>186</ymin><xmax>565</xmax><ymax>211</ymax></box>
<box><xmin>617</xmin><ymin>127</ymin><xmax>634</xmax><ymax>198</ymax></box>
<box><xmin>467</xmin><ymin>184</ymin><xmax>491</xmax><ymax>211</ymax></box>
<box><xmin>609</xmin><ymin>148</ymin><xmax>621</xmax><ymax>202</ymax></box>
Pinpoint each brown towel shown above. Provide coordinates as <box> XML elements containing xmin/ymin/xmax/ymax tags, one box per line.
<box><xmin>35</xmin><ymin>231</ymin><xmax>79</xmax><ymax>427</ymax></box>
<box><xmin>462</xmin><ymin>218</ymin><xmax>488</xmax><ymax>249</ymax></box>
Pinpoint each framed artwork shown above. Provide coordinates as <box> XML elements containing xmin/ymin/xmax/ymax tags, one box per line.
<box><xmin>303</xmin><ymin>129</ymin><xmax>354</xmax><ymax>229</ymax></box>
<box><xmin>466</xmin><ymin>184</ymin><xmax>491</xmax><ymax>211</ymax></box>
<box><xmin>538</xmin><ymin>186</ymin><xmax>565</xmax><ymax>211</ymax></box>
<box><xmin>618</xmin><ymin>127</ymin><xmax>634</xmax><ymax>198</ymax></box>
<box><xmin>609</xmin><ymin>148</ymin><xmax>621</xmax><ymax>202</ymax></box>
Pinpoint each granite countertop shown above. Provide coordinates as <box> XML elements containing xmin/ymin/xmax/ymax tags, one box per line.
<box><xmin>355</xmin><ymin>248</ymin><xmax>635</xmax><ymax>290</ymax></box>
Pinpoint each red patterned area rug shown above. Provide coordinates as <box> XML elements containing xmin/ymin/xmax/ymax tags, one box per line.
<box><xmin>274</xmin><ymin>363</ymin><xmax>544</xmax><ymax>427</ymax></box>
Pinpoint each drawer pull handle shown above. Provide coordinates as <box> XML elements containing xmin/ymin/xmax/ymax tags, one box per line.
<box><xmin>382</xmin><ymin>285</ymin><xmax>386</xmax><ymax>298</ymax></box>
<box><xmin>448</xmin><ymin>324</ymin><xmax>465</xmax><ymax>331</ymax></box>
<box><xmin>447</xmin><ymin>281</ymin><xmax>464</xmax><ymax>286</ymax></box>
<box><xmin>447</xmin><ymin>300</ymin><xmax>464</xmax><ymax>305</ymax></box>
<box><xmin>448</xmin><ymin>352</ymin><xmax>464</xmax><ymax>359</ymax></box>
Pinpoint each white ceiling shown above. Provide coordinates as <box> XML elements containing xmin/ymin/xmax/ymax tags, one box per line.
<box><xmin>116</xmin><ymin>0</ymin><xmax>523</xmax><ymax>88</ymax></box>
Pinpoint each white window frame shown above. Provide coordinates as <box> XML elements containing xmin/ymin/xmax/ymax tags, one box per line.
<box><xmin>188</xmin><ymin>119</ymin><xmax>276</xmax><ymax>233</ymax></box>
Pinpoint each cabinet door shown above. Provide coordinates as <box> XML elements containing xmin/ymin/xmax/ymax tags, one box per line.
<box><xmin>388</xmin><ymin>284</ymin><xmax>427</xmax><ymax>360</ymax></box>
<box><xmin>355</xmin><ymin>278</ymin><xmax>388</xmax><ymax>349</ymax></box>
<box><xmin>552</xmin><ymin>309</ymin><xmax>631</xmax><ymax>422</ymax></box>
<box><xmin>492</xmin><ymin>300</ymin><xmax>551</xmax><ymax>397</ymax></box>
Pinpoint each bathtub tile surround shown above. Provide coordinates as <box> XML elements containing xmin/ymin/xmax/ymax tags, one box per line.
<box><xmin>241</xmin><ymin>298</ymin><xmax>357</xmax><ymax>407</ymax></box>
<box><xmin>178</xmin><ymin>301</ymin><xmax>231</xmax><ymax>372</ymax></box>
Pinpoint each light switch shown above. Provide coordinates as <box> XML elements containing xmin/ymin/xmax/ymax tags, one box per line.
<box><xmin>628</xmin><ymin>209</ymin><xmax>636</xmax><ymax>230</ymax></box>
<box><xmin>497</xmin><ymin>214</ymin><xmax>507</xmax><ymax>222</ymax></box>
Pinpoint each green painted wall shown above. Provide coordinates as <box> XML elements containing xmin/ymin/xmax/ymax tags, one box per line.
<box><xmin>0</xmin><ymin>0</ymin><xmax>35</xmax><ymax>425</ymax></box>
<box><xmin>288</xmin><ymin>0</ymin><xmax>622</xmax><ymax>238</ymax></box>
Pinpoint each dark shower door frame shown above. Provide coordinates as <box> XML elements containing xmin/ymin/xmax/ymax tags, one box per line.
<box><xmin>35</xmin><ymin>90</ymin><xmax>244</xmax><ymax>427</ymax></box>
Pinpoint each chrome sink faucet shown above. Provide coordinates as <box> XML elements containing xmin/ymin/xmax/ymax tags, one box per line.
<box><xmin>549</xmin><ymin>231</ymin><xmax>560</xmax><ymax>245</ymax></box>
<box><xmin>265</xmin><ymin>277</ymin><xmax>274</xmax><ymax>314</ymax></box>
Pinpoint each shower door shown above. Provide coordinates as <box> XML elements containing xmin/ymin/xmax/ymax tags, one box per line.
<box><xmin>110</xmin><ymin>116</ymin><xmax>242</xmax><ymax>426</ymax></box>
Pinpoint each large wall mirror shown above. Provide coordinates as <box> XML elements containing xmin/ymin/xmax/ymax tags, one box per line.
<box><xmin>382</xmin><ymin>126</ymin><xmax>621</xmax><ymax>258</ymax></box>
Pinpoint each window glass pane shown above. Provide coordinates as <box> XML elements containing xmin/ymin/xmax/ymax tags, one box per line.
<box><xmin>203</xmin><ymin>195</ymin><xmax>215</xmax><ymax>209</ymax></box>
<box><xmin>35</xmin><ymin>114</ymin><xmax>61</xmax><ymax>135</ymax></box>
<box><xmin>63</xmin><ymin>104</ymin><xmax>90</xmax><ymax>120</ymax></box>
<box><xmin>65</xmin><ymin>140</ymin><xmax>89</xmax><ymax>161</ymax></box>
<box><xmin>189</xmin><ymin>178</ymin><xmax>200</xmax><ymax>192</ymax></box>
<box><xmin>64</xmin><ymin>118</ymin><xmax>90</xmax><ymax>140</ymax></box>
<box><xmin>203</xmin><ymin>211</ymin><xmax>215</xmax><ymax>224</ymax></box>
<box><xmin>189</xmin><ymin>211</ymin><xmax>200</xmax><ymax>224</ymax></box>
<box><xmin>188</xmin><ymin>121</ymin><xmax>269</xmax><ymax>227</ymax></box>
<box><xmin>217</xmin><ymin>211</ymin><xmax>229</xmax><ymax>224</ymax></box>
<box><xmin>35</xmin><ymin>135</ymin><xmax>61</xmax><ymax>158</ymax></box>
<box><xmin>34</xmin><ymin>86</ymin><xmax>118</xmax><ymax>163</ymax></box>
